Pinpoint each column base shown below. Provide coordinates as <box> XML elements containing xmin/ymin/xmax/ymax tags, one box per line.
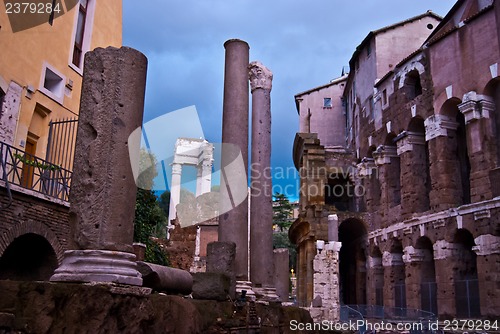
<box><xmin>50</xmin><ymin>250</ymin><xmax>142</xmax><ymax>286</ymax></box>
<box><xmin>254</xmin><ymin>286</ymin><xmax>280</xmax><ymax>303</ymax></box>
<box><xmin>236</xmin><ymin>280</ymin><xmax>256</xmax><ymax>301</ymax></box>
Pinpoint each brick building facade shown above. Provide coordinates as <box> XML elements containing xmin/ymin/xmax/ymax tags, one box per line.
<box><xmin>290</xmin><ymin>0</ymin><xmax>500</xmax><ymax>320</ymax></box>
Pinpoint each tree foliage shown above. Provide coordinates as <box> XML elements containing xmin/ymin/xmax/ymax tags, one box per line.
<box><xmin>272</xmin><ymin>192</ymin><xmax>293</xmax><ymax>232</ymax></box>
<box><xmin>133</xmin><ymin>148</ymin><xmax>168</xmax><ymax>265</ymax></box>
<box><xmin>158</xmin><ymin>190</ymin><xmax>170</xmax><ymax>218</ymax></box>
<box><xmin>272</xmin><ymin>192</ymin><xmax>296</xmax><ymax>272</ymax></box>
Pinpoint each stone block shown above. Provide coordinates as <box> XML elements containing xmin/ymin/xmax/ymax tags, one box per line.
<box><xmin>206</xmin><ymin>241</ymin><xmax>236</xmax><ymax>298</ymax></box>
<box><xmin>191</xmin><ymin>272</ymin><xmax>230</xmax><ymax>301</ymax></box>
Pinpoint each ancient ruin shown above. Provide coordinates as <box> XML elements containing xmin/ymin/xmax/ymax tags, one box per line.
<box><xmin>291</xmin><ymin>0</ymin><xmax>500</xmax><ymax>323</ymax></box>
<box><xmin>249</xmin><ymin>61</ymin><xmax>279</xmax><ymax>301</ymax></box>
<box><xmin>168</xmin><ymin>138</ymin><xmax>214</xmax><ymax>225</ymax></box>
<box><xmin>50</xmin><ymin>46</ymin><xmax>147</xmax><ymax>286</ymax></box>
<box><xmin>218</xmin><ymin>39</ymin><xmax>251</xmax><ymax>292</ymax></box>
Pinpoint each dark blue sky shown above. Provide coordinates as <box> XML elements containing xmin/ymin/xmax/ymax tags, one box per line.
<box><xmin>123</xmin><ymin>0</ymin><xmax>457</xmax><ymax>201</ymax></box>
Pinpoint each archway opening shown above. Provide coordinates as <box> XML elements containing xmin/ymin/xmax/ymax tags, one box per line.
<box><xmin>385</xmin><ymin>133</ymin><xmax>400</xmax><ymax>207</ymax></box>
<box><xmin>0</xmin><ymin>233</ymin><xmax>58</xmax><ymax>281</ymax></box>
<box><xmin>441</xmin><ymin>99</ymin><xmax>471</xmax><ymax>205</ymax></box>
<box><xmin>415</xmin><ymin>236</ymin><xmax>437</xmax><ymax>315</ymax></box>
<box><xmin>339</xmin><ymin>218</ymin><xmax>367</xmax><ymax>305</ymax></box>
<box><xmin>407</xmin><ymin>117</ymin><xmax>431</xmax><ymax>211</ymax></box>
<box><xmin>390</xmin><ymin>240</ymin><xmax>406</xmax><ymax>312</ymax></box>
<box><xmin>484</xmin><ymin>79</ymin><xmax>500</xmax><ymax>165</ymax></box>
<box><xmin>453</xmin><ymin>229</ymin><xmax>480</xmax><ymax>318</ymax></box>
<box><xmin>371</xmin><ymin>246</ymin><xmax>384</xmax><ymax>306</ymax></box>
<box><xmin>405</xmin><ymin>70</ymin><xmax>422</xmax><ymax>100</ymax></box>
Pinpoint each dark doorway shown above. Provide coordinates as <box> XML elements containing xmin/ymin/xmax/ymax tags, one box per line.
<box><xmin>339</xmin><ymin>219</ymin><xmax>367</xmax><ymax>305</ymax></box>
<box><xmin>0</xmin><ymin>233</ymin><xmax>58</xmax><ymax>281</ymax></box>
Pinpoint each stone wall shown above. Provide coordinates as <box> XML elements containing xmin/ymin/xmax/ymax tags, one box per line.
<box><xmin>0</xmin><ymin>280</ymin><xmax>321</xmax><ymax>334</ymax></box>
<box><xmin>0</xmin><ymin>186</ymin><xmax>70</xmax><ymax>263</ymax></box>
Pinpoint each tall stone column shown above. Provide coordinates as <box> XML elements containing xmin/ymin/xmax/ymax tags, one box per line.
<box><xmin>425</xmin><ymin>115</ymin><xmax>461</xmax><ymax>210</ymax></box>
<box><xmin>395</xmin><ymin>131</ymin><xmax>429</xmax><ymax>216</ymax></box>
<box><xmin>168</xmin><ymin>163</ymin><xmax>182</xmax><ymax>224</ymax></box>
<box><xmin>50</xmin><ymin>47</ymin><xmax>147</xmax><ymax>286</ymax></box>
<box><xmin>219</xmin><ymin>39</ymin><xmax>250</xmax><ymax>284</ymax></box>
<box><xmin>382</xmin><ymin>251</ymin><xmax>405</xmax><ymax>310</ymax></box>
<box><xmin>433</xmin><ymin>240</ymin><xmax>459</xmax><ymax>318</ymax></box>
<box><xmin>249</xmin><ymin>61</ymin><xmax>277</xmax><ymax>301</ymax></box>
<box><xmin>373</xmin><ymin>145</ymin><xmax>400</xmax><ymax>226</ymax></box>
<box><xmin>458</xmin><ymin>95</ymin><xmax>496</xmax><ymax>201</ymax></box>
<box><xmin>473</xmin><ymin>234</ymin><xmax>500</xmax><ymax>318</ymax></box>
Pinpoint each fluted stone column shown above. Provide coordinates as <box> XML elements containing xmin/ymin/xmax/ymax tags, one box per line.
<box><xmin>219</xmin><ymin>39</ymin><xmax>250</xmax><ymax>284</ymax></box>
<box><xmin>168</xmin><ymin>163</ymin><xmax>182</xmax><ymax>224</ymax></box>
<box><xmin>249</xmin><ymin>61</ymin><xmax>277</xmax><ymax>301</ymax></box>
<box><xmin>50</xmin><ymin>47</ymin><xmax>147</xmax><ymax>286</ymax></box>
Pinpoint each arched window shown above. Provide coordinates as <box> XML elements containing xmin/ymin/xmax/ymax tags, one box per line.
<box><xmin>405</xmin><ymin>70</ymin><xmax>423</xmax><ymax>100</ymax></box>
<box><xmin>453</xmin><ymin>229</ymin><xmax>480</xmax><ymax>318</ymax></box>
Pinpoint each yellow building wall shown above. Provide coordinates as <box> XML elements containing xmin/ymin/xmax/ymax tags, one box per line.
<box><xmin>0</xmin><ymin>0</ymin><xmax>122</xmax><ymax>164</ymax></box>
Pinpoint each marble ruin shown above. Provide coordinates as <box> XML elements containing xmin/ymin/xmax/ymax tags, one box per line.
<box><xmin>168</xmin><ymin>138</ymin><xmax>214</xmax><ymax>225</ymax></box>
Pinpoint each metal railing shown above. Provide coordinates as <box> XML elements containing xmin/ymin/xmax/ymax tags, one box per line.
<box><xmin>341</xmin><ymin>304</ymin><xmax>438</xmax><ymax>334</ymax></box>
<box><xmin>0</xmin><ymin>141</ymin><xmax>72</xmax><ymax>201</ymax></box>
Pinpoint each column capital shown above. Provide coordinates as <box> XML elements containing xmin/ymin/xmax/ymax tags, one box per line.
<box><xmin>357</xmin><ymin>158</ymin><xmax>377</xmax><ymax>177</ymax></box>
<box><xmin>249</xmin><ymin>61</ymin><xmax>273</xmax><ymax>92</ymax></box>
<box><xmin>373</xmin><ymin>145</ymin><xmax>398</xmax><ymax>166</ymax></box>
<box><xmin>433</xmin><ymin>240</ymin><xmax>459</xmax><ymax>260</ymax></box>
<box><xmin>403</xmin><ymin>246</ymin><xmax>432</xmax><ymax>263</ymax></box>
<box><xmin>368</xmin><ymin>256</ymin><xmax>382</xmax><ymax>268</ymax></box>
<box><xmin>382</xmin><ymin>251</ymin><xmax>404</xmax><ymax>267</ymax></box>
<box><xmin>424</xmin><ymin>114</ymin><xmax>459</xmax><ymax>141</ymax></box>
<box><xmin>457</xmin><ymin>92</ymin><xmax>493</xmax><ymax>124</ymax></box>
<box><xmin>171</xmin><ymin>163</ymin><xmax>182</xmax><ymax>175</ymax></box>
<box><xmin>395</xmin><ymin>131</ymin><xmax>425</xmax><ymax>155</ymax></box>
<box><xmin>473</xmin><ymin>234</ymin><xmax>500</xmax><ymax>256</ymax></box>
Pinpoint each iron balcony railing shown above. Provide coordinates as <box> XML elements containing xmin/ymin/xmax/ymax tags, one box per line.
<box><xmin>0</xmin><ymin>141</ymin><xmax>72</xmax><ymax>201</ymax></box>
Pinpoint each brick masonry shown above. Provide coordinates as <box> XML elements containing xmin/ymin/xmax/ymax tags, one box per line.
<box><xmin>0</xmin><ymin>186</ymin><xmax>70</xmax><ymax>263</ymax></box>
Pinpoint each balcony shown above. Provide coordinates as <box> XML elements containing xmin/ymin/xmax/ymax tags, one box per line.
<box><xmin>0</xmin><ymin>141</ymin><xmax>72</xmax><ymax>202</ymax></box>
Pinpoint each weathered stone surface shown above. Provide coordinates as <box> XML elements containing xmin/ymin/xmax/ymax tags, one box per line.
<box><xmin>50</xmin><ymin>250</ymin><xmax>142</xmax><ymax>286</ymax></box>
<box><xmin>273</xmin><ymin>248</ymin><xmax>289</xmax><ymax>302</ymax></box>
<box><xmin>70</xmin><ymin>46</ymin><xmax>147</xmax><ymax>252</ymax></box>
<box><xmin>191</xmin><ymin>272</ymin><xmax>230</xmax><ymax>301</ymax></box>
<box><xmin>0</xmin><ymin>280</ymin><xmax>326</xmax><ymax>334</ymax></box>
<box><xmin>137</xmin><ymin>261</ymin><xmax>192</xmax><ymax>294</ymax></box>
<box><xmin>249</xmin><ymin>61</ymin><xmax>275</xmax><ymax>299</ymax></box>
<box><xmin>219</xmin><ymin>39</ymin><xmax>250</xmax><ymax>282</ymax></box>
<box><xmin>0</xmin><ymin>280</ymin><xmax>199</xmax><ymax>334</ymax></box>
<box><xmin>206</xmin><ymin>241</ymin><xmax>236</xmax><ymax>299</ymax></box>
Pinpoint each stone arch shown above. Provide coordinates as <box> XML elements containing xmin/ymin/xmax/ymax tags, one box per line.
<box><xmin>452</xmin><ymin>228</ymin><xmax>481</xmax><ymax>317</ymax></box>
<box><xmin>434</xmin><ymin>98</ymin><xmax>471</xmax><ymax>205</ymax></box>
<box><xmin>369</xmin><ymin>245</ymin><xmax>384</xmax><ymax>306</ymax></box>
<box><xmin>0</xmin><ymin>220</ymin><xmax>65</xmax><ymax>263</ymax></box>
<box><xmin>415</xmin><ymin>236</ymin><xmax>438</xmax><ymax>315</ymax></box>
<box><xmin>339</xmin><ymin>218</ymin><xmax>368</xmax><ymax>305</ymax></box>
<box><xmin>398</xmin><ymin>63</ymin><xmax>426</xmax><ymax>90</ymax></box>
<box><xmin>384</xmin><ymin>238</ymin><xmax>406</xmax><ymax>311</ymax></box>
<box><xmin>0</xmin><ymin>233</ymin><xmax>58</xmax><ymax>281</ymax></box>
<box><xmin>404</xmin><ymin>69</ymin><xmax>423</xmax><ymax>100</ymax></box>
<box><xmin>367</xmin><ymin>145</ymin><xmax>376</xmax><ymax>159</ymax></box>
<box><xmin>406</xmin><ymin>117</ymin><xmax>431</xmax><ymax>211</ymax></box>
<box><xmin>483</xmin><ymin>78</ymin><xmax>500</xmax><ymax>165</ymax></box>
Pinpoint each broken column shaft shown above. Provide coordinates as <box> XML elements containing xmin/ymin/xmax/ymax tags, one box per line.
<box><xmin>218</xmin><ymin>39</ymin><xmax>250</xmax><ymax>282</ymax></box>
<box><xmin>51</xmin><ymin>46</ymin><xmax>147</xmax><ymax>286</ymax></box>
<box><xmin>249</xmin><ymin>61</ymin><xmax>277</xmax><ymax>299</ymax></box>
